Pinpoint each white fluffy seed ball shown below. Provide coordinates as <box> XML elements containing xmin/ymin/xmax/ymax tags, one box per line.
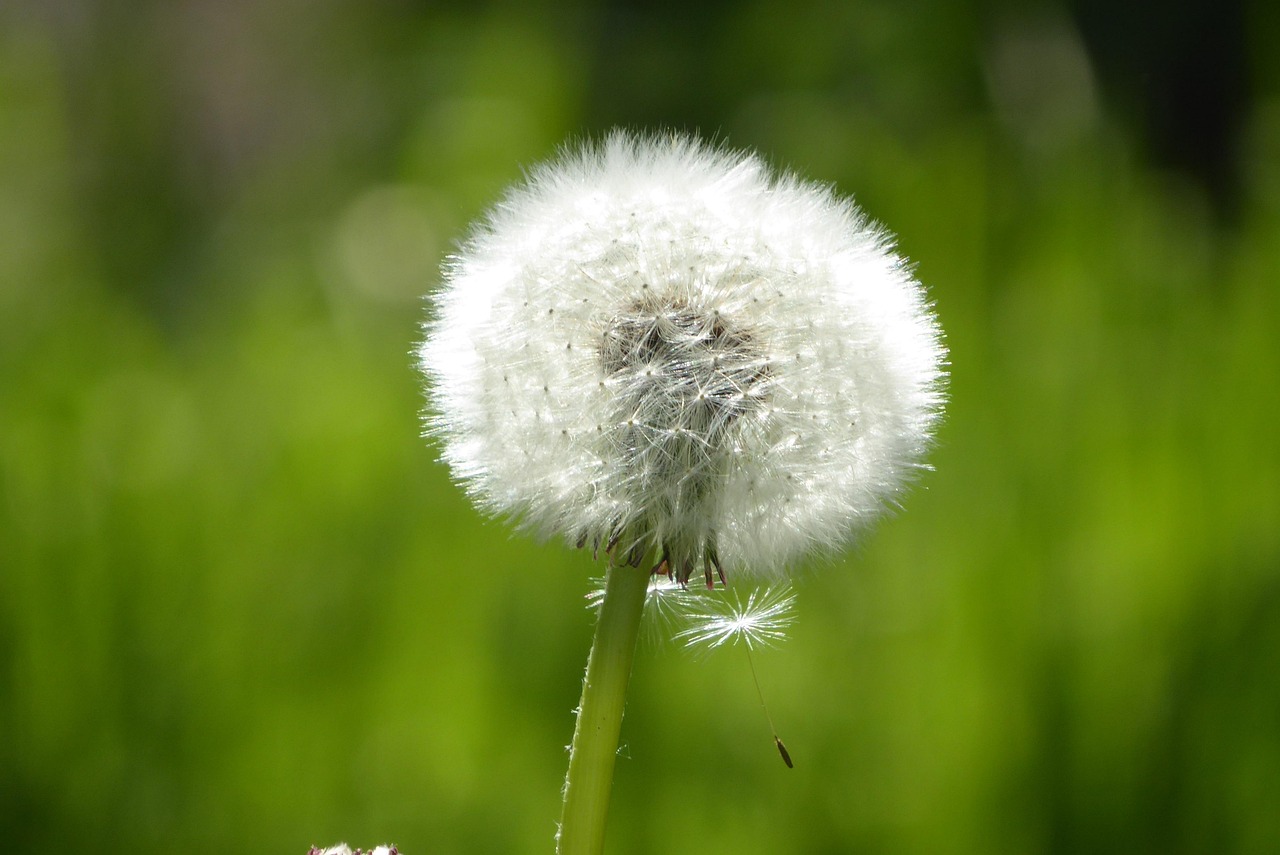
<box><xmin>420</xmin><ymin>131</ymin><xmax>946</xmax><ymax>583</ymax></box>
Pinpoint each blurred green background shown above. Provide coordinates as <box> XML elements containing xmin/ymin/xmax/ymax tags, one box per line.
<box><xmin>3</xmin><ymin>0</ymin><xmax>1278</xmax><ymax>852</ymax></box>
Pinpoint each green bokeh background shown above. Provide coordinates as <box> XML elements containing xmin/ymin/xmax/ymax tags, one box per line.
<box><xmin>3</xmin><ymin>1</ymin><xmax>1278</xmax><ymax>852</ymax></box>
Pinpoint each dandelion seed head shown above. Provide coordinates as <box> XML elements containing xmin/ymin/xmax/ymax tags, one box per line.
<box><xmin>421</xmin><ymin>130</ymin><xmax>946</xmax><ymax>580</ymax></box>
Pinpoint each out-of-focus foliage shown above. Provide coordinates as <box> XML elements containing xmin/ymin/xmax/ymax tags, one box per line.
<box><xmin>2</xmin><ymin>1</ymin><xmax>1277</xmax><ymax>853</ymax></box>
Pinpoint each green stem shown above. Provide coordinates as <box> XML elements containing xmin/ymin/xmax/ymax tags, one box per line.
<box><xmin>557</xmin><ymin>561</ymin><xmax>650</xmax><ymax>855</ymax></box>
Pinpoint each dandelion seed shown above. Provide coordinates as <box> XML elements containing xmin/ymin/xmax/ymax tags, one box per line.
<box><xmin>674</xmin><ymin>585</ymin><xmax>797</xmax><ymax>651</ymax></box>
<box><xmin>419</xmin><ymin>130</ymin><xmax>946</xmax><ymax>583</ymax></box>
<box><xmin>674</xmin><ymin>585</ymin><xmax>798</xmax><ymax>767</ymax></box>
<box><xmin>774</xmin><ymin>735</ymin><xmax>793</xmax><ymax>768</ymax></box>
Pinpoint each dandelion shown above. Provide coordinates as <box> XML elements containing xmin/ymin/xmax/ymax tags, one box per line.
<box><xmin>418</xmin><ymin>130</ymin><xmax>946</xmax><ymax>855</ymax></box>
<box><xmin>421</xmin><ymin>131</ymin><xmax>945</xmax><ymax>586</ymax></box>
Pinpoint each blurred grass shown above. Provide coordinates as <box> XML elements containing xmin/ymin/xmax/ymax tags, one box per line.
<box><xmin>2</xmin><ymin>1</ymin><xmax>1279</xmax><ymax>853</ymax></box>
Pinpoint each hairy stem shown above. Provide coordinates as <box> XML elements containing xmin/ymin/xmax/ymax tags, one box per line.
<box><xmin>557</xmin><ymin>561</ymin><xmax>650</xmax><ymax>855</ymax></box>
